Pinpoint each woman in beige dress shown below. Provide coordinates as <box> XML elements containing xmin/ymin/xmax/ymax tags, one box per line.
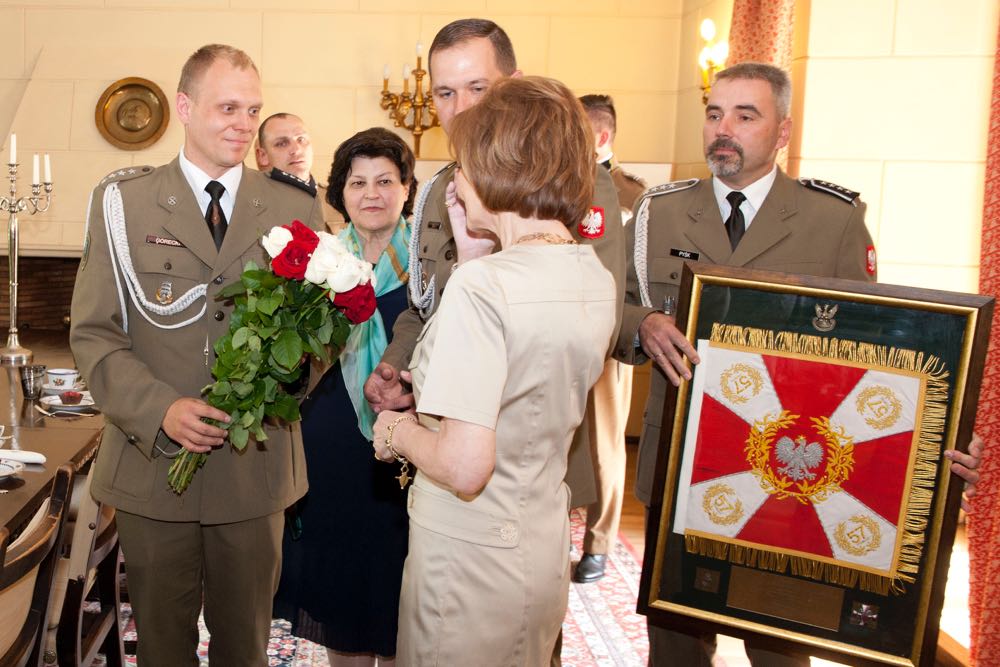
<box><xmin>372</xmin><ymin>76</ymin><xmax>617</xmax><ymax>666</ymax></box>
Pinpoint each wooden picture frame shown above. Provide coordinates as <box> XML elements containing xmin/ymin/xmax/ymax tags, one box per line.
<box><xmin>638</xmin><ymin>262</ymin><xmax>993</xmax><ymax>666</ymax></box>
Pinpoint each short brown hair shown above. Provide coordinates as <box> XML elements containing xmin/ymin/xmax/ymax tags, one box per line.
<box><xmin>715</xmin><ymin>62</ymin><xmax>791</xmax><ymax>118</ymax></box>
<box><xmin>579</xmin><ymin>94</ymin><xmax>617</xmax><ymax>138</ymax></box>
<box><xmin>429</xmin><ymin>19</ymin><xmax>517</xmax><ymax>76</ymax></box>
<box><xmin>449</xmin><ymin>76</ymin><xmax>594</xmax><ymax>228</ymax></box>
<box><xmin>178</xmin><ymin>44</ymin><xmax>258</xmax><ymax>97</ymax></box>
<box><xmin>258</xmin><ymin>112</ymin><xmax>299</xmax><ymax>147</ymax></box>
<box><xmin>327</xmin><ymin>128</ymin><xmax>417</xmax><ymax>220</ymax></box>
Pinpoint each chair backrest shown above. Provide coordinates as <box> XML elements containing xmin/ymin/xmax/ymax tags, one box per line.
<box><xmin>0</xmin><ymin>465</ymin><xmax>73</xmax><ymax>667</ymax></box>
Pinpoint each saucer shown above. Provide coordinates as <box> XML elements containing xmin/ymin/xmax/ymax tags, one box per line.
<box><xmin>0</xmin><ymin>459</ymin><xmax>25</xmax><ymax>479</ymax></box>
<box><xmin>40</xmin><ymin>392</ymin><xmax>95</xmax><ymax>410</ymax></box>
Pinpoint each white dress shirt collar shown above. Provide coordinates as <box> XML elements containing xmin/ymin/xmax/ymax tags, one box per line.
<box><xmin>711</xmin><ymin>164</ymin><xmax>779</xmax><ymax>229</ymax></box>
<box><xmin>178</xmin><ymin>147</ymin><xmax>243</xmax><ymax>223</ymax></box>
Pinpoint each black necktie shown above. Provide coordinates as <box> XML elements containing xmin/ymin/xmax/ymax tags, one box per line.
<box><xmin>205</xmin><ymin>180</ymin><xmax>228</xmax><ymax>250</ymax></box>
<box><xmin>725</xmin><ymin>190</ymin><xmax>746</xmax><ymax>251</ymax></box>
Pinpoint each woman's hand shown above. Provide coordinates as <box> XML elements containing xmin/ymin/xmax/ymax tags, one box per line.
<box><xmin>372</xmin><ymin>410</ymin><xmax>404</xmax><ymax>461</ymax></box>
<box><xmin>446</xmin><ymin>180</ymin><xmax>494</xmax><ymax>264</ymax></box>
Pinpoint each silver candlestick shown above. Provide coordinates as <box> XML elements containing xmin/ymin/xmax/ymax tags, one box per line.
<box><xmin>0</xmin><ymin>163</ymin><xmax>53</xmax><ymax>366</ymax></box>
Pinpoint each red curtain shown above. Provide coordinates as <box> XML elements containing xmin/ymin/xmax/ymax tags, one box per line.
<box><xmin>726</xmin><ymin>0</ymin><xmax>795</xmax><ymax>68</ymax></box>
<box><xmin>726</xmin><ymin>0</ymin><xmax>795</xmax><ymax>171</ymax></box>
<box><xmin>971</xmin><ymin>19</ymin><xmax>1000</xmax><ymax>666</ymax></box>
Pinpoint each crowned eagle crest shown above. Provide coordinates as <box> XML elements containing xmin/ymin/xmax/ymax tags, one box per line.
<box><xmin>775</xmin><ymin>435</ymin><xmax>824</xmax><ymax>481</ymax></box>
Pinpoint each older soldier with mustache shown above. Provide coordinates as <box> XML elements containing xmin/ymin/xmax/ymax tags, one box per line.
<box><xmin>615</xmin><ymin>61</ymin><xmax>983</xmax><ymax>666</ymax></box>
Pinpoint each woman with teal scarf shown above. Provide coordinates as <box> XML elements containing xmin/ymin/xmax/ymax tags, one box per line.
<box><xmin>274</xmin><ymin>128</ymin><xmax>415</xmax><ymax>667</ymax></box>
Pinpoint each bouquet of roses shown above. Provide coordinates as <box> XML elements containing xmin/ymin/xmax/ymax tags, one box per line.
<box><xmin>167</xmin><ymin>220</ymin><xmax>377</xmax><ymax>494</ymax></box>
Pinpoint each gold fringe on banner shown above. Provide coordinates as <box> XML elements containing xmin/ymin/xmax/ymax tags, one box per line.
<box><xmin>689</xmin><ymin>324</ymin><xmax>951</xmax><ymax>595</ymax></box>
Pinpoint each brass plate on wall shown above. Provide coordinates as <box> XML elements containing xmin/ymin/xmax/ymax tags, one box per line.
<box><xmin>95</xmin><ymin>77</ymin><xmax>169</xmax><ymax>151</ymax></box>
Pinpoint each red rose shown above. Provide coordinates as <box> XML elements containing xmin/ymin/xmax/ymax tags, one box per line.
<box><xmin>333</xmin><ymin>282</ymin><xmax>377</xmax><ymax>324</ymax></box>
<box><xmin>271</xmin><ymin>239</ymin><xmax>314</xmax><ymax>280</ymax></box>
<box><xmin>287</xmin><ymin>220</ymin><xmax>319</xmax><ymax>250</ymax></box>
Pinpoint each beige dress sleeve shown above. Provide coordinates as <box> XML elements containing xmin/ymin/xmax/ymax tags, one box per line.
<box><xmin>414</xmin><ymin>260</ymin><xmax>507</xmax><ymax>430</ymax></box>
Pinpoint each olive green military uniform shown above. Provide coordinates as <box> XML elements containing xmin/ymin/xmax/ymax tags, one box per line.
<box><xmin>70</xmin><ymin>159</ymin><xmax>323</xmax><ymax>667</ymax></box>
<box><xmin>381</xmin><ymin>162</ymin><xmax>626</xmax><ymax>508</ymax></box>
<box><xmin>582</xmin><ymin>160</ymin><xmax>648</xmax><ymax>556</ymax></box>
<box><xmin>614</xmin><ymin>169</ymin><xmax>875</xmax><ymax>667</ymax></box>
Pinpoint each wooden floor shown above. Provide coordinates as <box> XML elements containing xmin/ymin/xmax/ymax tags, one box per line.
<box><xmin>617</xmin><ymin>442</ymin><xmax>971</xmax><ymax>666</ymax></box>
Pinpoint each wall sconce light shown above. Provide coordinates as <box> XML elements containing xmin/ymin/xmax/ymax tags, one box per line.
<box><xmin>698</xmin><ymin>19</ymin><xmax>729</xmax><ymax>105</ymax></box>
<box><xmin>380</xmin><ymin>41</ymin><xmax>439</xmax><ymax>158</ymax></box>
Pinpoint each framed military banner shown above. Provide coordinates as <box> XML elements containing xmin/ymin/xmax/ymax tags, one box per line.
<box><xmin>637</xmin><ymin>262</ymin><xmax>993</xmax><ymax>666</ymax></box>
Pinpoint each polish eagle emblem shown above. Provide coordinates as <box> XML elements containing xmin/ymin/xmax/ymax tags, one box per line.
<box><xmin>775</xmin><ymin>435</ymin><xmax>824</xmax><ymax>481</ymax></box>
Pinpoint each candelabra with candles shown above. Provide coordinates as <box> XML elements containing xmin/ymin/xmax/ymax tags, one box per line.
<box><xmin>698</xmin><ymin>19</ymin><xmax>729</xmax><ymax>105</ymax></box>
<box><xmin>0</xmin><ymin>133</ymin><xmax>53</xmax><ymax>366</ymax></box>
<box><xmin>380</xmin><ymin>41</ymin><xmax>439</xmax><ymax>158</ymax></box>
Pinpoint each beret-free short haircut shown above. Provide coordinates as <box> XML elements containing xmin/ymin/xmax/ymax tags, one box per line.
<box><xmin>429</xmin><ymin>18</ymin><xmax>517</xmax><ymax>76</ymax></box>
<box><xmin>178</xmin><ymin>44</ymin><xmax>257</xmax><ymax>96</ymax></box>
<box><xmin>326</xmin><ymin>127</ymin><xmax>417</xmax><ymax>221</ymax></box>
<box><xmin>448</xmin><ymin>76</ymin><xmax>594</xmax><ymax>229</ymax></box>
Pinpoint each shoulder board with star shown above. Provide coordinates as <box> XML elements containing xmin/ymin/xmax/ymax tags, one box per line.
<box><xmin>99</xmin><ymin>165</ymin><xmax>154</xmax><ymax>187</ymax></box>
<box><xmin>268</xmin><ymin>168</ymin><xmax>317</xmax><ymax>197</ymax></box>
<box><xmin>622</xmin><ymin>171</ymin><xmax>647</xmax><ymax>187</ymax></box>
<box><xmin>798</xmin><ymin>178</ymin><xmax>860</xmax><ymax>205</ymax></box>
<box><xmin>639</xmin><ymin>178</ymin><xmax>700</xmax><ymax>203</ymax></box>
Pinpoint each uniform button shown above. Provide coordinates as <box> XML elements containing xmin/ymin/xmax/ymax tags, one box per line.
<box><xmin>127</xmin><ymin>435</ymin><xmax>138</xmax><ymax>445</ymax></box>
<box><xmin>422</xmin><ymin>245</ymin><xmax>428</xmax><ymax>253</ymax></box>
<box><xmin>670</xmin><ymin>272</ymin><xmax>679</xmax><ymax>280</ymax></box>
<box><xmin>214</xmin><ymin>276</ymin><xmax>224</xmax><ymax>285</ymax></box>
<box><xmin>214</xmin><ymin>310</ymin><xmax>225</xmax><ymax>321</ymax></box>
<box><xmin>445</xmin><ymin>249</ymin><xmax>455</xmax><ymax>261</ymax></box>
<box><xmin>163</xmin><ymin>261</ymin><xmax>172</xmax><ymax>270</ymax></box>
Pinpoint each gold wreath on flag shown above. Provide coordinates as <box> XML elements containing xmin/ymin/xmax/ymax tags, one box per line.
<box><xmin>835</xmin><ymin>514</ymin><xmax>882</xmax><ymax>556</ymax></box>
<box><xmin>745</xmin><ymin>410</ymin><xmax>855</xmax><ymax>504</ymax></box>
<box><xmin>720</xmin><ymin>363</ymin><xmax>764</xmax><ymax>404</ymax></box>
<box><xmin>855</xmin><ymin>385</ymin><xmax>902</xmax><ymax>430</ymax></box>
<box><xmin>702</xmin><ymin>483</ymin><xmax>745</xmax><ymax>525</ymax></box>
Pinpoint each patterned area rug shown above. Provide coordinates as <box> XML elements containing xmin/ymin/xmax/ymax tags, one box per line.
<box><xmin>107</xmin><ymin>509</ymin><xmax>648</xmax><ymax>666</ymax></box>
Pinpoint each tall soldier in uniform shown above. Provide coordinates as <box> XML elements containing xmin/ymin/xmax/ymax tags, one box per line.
<box><xmin>573</xmin><ymin>93</ymin><xmax>648</xmax><ymax>583</ymax></box>
<box><xmin>70</xmin><ymin>44</ymin><xmax>323</xmax><ymax>667</ymax></box>
<box><xmin>618</xmin><ymin>61</ymin><xmax>982</xmax><ymax>666</ymax></box>
<box><xmin>364</xmin><ymin>18</ymin><xmax>626</xmax><ymax>509</ymax></box>
<box><xmin>255</xmin><ymin>112</ymin><xmax>346</xmax><ymax>233</ymax></box>
<box><xmin>580</xmin><ymin>94</ymin><xmax>647</xmax><ymax>220</ymax></box>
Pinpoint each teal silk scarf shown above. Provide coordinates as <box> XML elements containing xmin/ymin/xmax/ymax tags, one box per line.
<box><xmin>338</xmin><ymin>217</ymin><xmax>411</xmax><ymax>440</ymax></box>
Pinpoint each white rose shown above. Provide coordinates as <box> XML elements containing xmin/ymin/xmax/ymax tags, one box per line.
<box><xmin>304</xmin><ymin>240</ymin><xmax>342</xmax><ymax>286</ymax></box>
<box><xmin>327</xmin><ymin>256</ymin><xmax>368</xmax><ymax>293</ymax></box>
<box><xmin>261</xmin><ymin>226</ymin><xmax>293</xmax><ymax>258</ymax></box>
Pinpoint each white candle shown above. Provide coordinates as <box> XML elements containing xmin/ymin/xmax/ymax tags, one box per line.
<box><xmin>8</xmin><ymin>133</ymin><xmax>15</xmax><ymax>164</ymax></box>
<box><xmin>32</xmin><ymin>154</ymin><xmax>39</xmax><ymax>185</ymax></box>
<box><xmin>44</xmin><ymin>154</ymin><xmax>50</xmax><ymax>182</ymax></box>
<box><xmin>403</xmin><ymin>64</ymin><xmax>411</xmax><ymax>80</ymax></box>
<box><xmin>416</xmin><ymin>41</ymin><xmax>423</xmax><ymax>57</ymax></box>
<box><xmin>383</xmin><ymin>64</ymin><xmax>390</xmax><ymax>80</ymax></box>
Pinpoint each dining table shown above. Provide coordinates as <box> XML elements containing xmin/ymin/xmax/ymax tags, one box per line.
<box><xmin>0</xmin><ymin>329</ymin><xmax>104</xmax><ymax>539</ymax></box>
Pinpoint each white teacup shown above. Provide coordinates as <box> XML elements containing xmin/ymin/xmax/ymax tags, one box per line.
<box><xmin>47</xmin><ymin>368</ymin><xmax>80</xmax><ymax>388</ymax></box>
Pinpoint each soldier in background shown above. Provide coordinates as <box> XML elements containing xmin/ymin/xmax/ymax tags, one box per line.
<box><xmin>255</xmin><ymin>112</ymin><xmax>346</xmax><ymax>233</ymax></box>
<box><xmin>571</xmin><ymin>94</ymin><xmax>647</xmax><ymax>583</ymax></box>
<box><xmin>580</xmin><ymin>94</ymin><xmax>647</xmax><ymax>221</ymax></box>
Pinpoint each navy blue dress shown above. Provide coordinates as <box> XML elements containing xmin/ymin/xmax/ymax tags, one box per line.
<box><xmin>274</xmin><ymin>285</ymin><xmax>409</xmax><ymax>657</ymax></box>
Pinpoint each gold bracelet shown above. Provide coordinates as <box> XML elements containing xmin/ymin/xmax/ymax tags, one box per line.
<box><xmin>386</xmin><ymin>414</ymin><xmax>417</xmax><ymax>489</ymax></box>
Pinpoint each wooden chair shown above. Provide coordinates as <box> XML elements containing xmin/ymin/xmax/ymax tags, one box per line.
<box><xmin>0</xmin><ymin>465</ymin><xmax>73</xmax><ymax>667</ymax></box>
<box><xmin>53</xmin><ymin>470</ymin><xmax>123</xmax><ymax>667</ymax></box>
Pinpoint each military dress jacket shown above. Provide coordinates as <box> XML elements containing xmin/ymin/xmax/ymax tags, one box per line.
<box><xmin>609</xmin><ymin>162</ymin><xmax>647</xmax><ymax>217</ymax></box>
<box><xmin>614</xmin><ymin>169</ymin><xmax>877</xmax><ymax>505</ymax></box>
<box><xmin>70</xmin><ymin>159</ymin><xmax>324</xmax><ymax>523</ymax></box>
<box><xmin>382</xmin><ymin>162</ymin><xmax>626</xmax><ymax>370</ymax></box>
